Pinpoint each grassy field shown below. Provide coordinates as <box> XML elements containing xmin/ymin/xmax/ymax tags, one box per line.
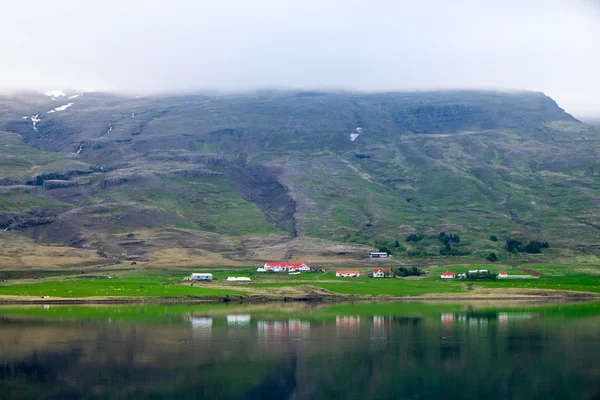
<box><xmin>0</xmin><ymin>262</ymin><xmax>598</xmax><ymax>300</ymax></box>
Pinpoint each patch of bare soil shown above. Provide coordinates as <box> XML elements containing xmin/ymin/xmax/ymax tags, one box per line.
<box><xmin>523</xmin><ymin>268</ymin><xmax>543</xmax><ymax>277</ymax></box>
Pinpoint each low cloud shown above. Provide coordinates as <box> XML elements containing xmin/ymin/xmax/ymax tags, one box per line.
<box><xmin>0</xmin><ymin>0</ymin><xmax>598</xmax><ymax>117</ymax></box>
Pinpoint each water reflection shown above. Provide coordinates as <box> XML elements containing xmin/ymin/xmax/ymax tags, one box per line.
<box><xmin>0</xmin><ymin>302</ymin><xmax>599</xmax><ymax>400</ymax></box>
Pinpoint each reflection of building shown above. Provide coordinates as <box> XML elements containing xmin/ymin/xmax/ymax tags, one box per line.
<box><xmin>372</xmin><ymin>316</ymin><xmax>390</xmax><ymax>338</ymax></box>
<box><xmin>288</xmin><ymin>320</ymin><xmax>311</xmax><ymax>339</ymax></box>
<box><xmin>498</xmin><ymin>312</ymin><xmax>536</xmax><ymax>325</ymax></box>
<box><xmin>441</xmin><ymin>313</ymin><xmax>456</xmax><ymax>325</ymax></box>
<box><xmin>499</xmin><ymin>312</ymin><xmax>508</xmax><ymax>325</ymax></box>
<box><xmin>184</xmin><ymin>316</ymin><xmax>213</xmax><ymax>338</ymax></box>
<box><xmin>227</xmin><ymin>315</ymin><xmax>251</xmax><ymax>326</ymax></box>
<box><xmin>336</xmin><ymin>316</ymin><xmax>361</xmax><ymax>330</ymax></box>
<box><xmin>257</xmin><ymin>320</ymin><xmax>310</xmax><ymax>339</ymax></box>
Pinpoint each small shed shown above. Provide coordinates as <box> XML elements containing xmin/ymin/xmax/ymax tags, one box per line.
<box><xmin>440</xmin><ymin>271</ymin><xmax>456</xmax><ymax>279</ymax></box>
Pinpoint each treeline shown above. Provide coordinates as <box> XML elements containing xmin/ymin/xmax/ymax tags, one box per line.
<box><xmin>505</xmin><ymin>238</ymin><xmax>549</xmax><ymax>254</ymax></box>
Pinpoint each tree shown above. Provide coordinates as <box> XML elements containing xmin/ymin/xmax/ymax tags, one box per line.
<box><xmin>395</xmin><ymin>240</ymin><xmax>400</xmax><ymax>248</ymax></box>
<box><xmin>505</xmin><ymin>238</ymin><xmax>523</xmax><ymax>253</ymax></box>
<box><xmin>440</xmin><ymin>233</ymin><xmax>460</xmax><ymax>246</ymax></box>
<box><xmin>523</xmin><ymin>240</ymin><xmax>542</xmax><ymax>254</ymax></box>
<box><xmin>490</xmin><ymin>235</ymin><xmax>498</xmax><ymax>242</ymax></box>
<box><xmin>486</xmin><ymin>252</ymin><xmax>498</xmax><ymax>262</ymax></box>
<box><xmin>378</xmin><ymin>246</ymin><xmax>390</xmax><ymax>254</ymax></box>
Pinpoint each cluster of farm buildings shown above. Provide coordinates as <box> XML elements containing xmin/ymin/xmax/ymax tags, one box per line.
<box><xmin>187</xmin><ymin>260</ymin><xmax>529</xmax><ymax>282</ymax></box>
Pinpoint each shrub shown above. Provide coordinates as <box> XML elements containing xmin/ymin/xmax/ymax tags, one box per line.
<box><xmin>406</xmin><ymin>233</ymin><xmax>424</xmax><ymax>243</ymax></box>
<box><xmin>490</xmin><ymin>235</ymin><xmax>498</xmax><ymax>242</ymax></box>
<box><xmin>486</xmin><ymin>252</ymin><xmax>498</xmax><ymax>262</ymax></box>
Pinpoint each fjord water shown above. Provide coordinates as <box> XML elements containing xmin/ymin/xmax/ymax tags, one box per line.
<box><xmin>1</xmin><ymin>302</ymin><xmax>599</xmax><ymax>400</ymax></box>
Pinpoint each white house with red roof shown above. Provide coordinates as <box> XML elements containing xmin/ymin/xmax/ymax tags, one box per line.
<box><xmin>498</xmin><ymin>271</ymin><xmax>508</xmax><ymax>278</ymax></box>
<box><xmin>373</xmin><ymin>268</ymin><xmax>391</xmax><ymax>278</ymax></box>
<box><xmin>336</xmin><ymin>270</ymin><xmax>361</xmax><ymax>277</ymax></box>
<box><xmin>263</xmin><ymin>262</ymin><xmax>310</xmax><ymax>272</ymax></box>
<box><xmin>440</xmin><ymin>271</ymin><xmax>456</xmax><ymax>279</ymax></box>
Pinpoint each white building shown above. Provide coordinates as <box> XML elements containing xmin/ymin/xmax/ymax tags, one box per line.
<box><xmin>190</xmin><ymin>273</ymin><xmax>213</xmax><ymax>281</ymax></box>
<box><xmin>369</xmin><ymin>252</ymin><xmax>389</xmax><ymax>258</ymax></box>
<box><xmin>227</xmin><ymin>276</ymin><xmax>251</xmax><ymax>282</ymax></box>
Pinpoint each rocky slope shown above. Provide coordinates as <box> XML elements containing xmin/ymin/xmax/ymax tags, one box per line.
<box><xmin>0</xmin><ymin>90</ymin><xmax>598</xmax><ymax>264</ymax></box>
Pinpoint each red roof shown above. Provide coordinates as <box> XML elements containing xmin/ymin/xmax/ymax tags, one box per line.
<box><xmin>265</xmin><ymin>262</ymin><xmax>306</xmax><ymax>267</ymax></box>
<box><xmin>337</xmin><ymin>270</ymin><xmax>360</xmax><ymax>274</ymax></box>
<box><xmin>441</xmin><ymin>271</ymin><xmax>456</xmax><ymax>276</ymax></box>
<box><xmin>499</xmin><ymin>271</ymin><xmax>508</xmax><ymax>275</ymax></box>
<box><xmin>373</xmin><ymin>268</ymin><xmax>391</xmax><ymax>273</ymax></box>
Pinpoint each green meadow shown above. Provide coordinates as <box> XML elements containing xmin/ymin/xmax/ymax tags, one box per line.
<box><xmin>0</xmin><ymin>263</ymin><xmax>598</xmax><ymax>299</ymax></box>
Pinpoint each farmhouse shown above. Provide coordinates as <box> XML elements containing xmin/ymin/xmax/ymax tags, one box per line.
<box><xmin>336</xmin><ymin>270</ymin><xmax>360</xmax><ymax>277</ymax></box>
<box><xmin>369</xmin><ymin>252</ymin><xmax>389</xmax><ymax>258</ymax></box>
<box><xmin>373</xmin><ymin>268</ymin><xmax>391</xmax><ymax>278</ymax></box>
<box><xmin>498</xmin><ymin>271</ymin><xmax>508</xmax><ymax>278</ymax></box>
<box><xmin>440</xmin><ymin>271</ymin><xmax>456</xmax><ymax>279</ymax></box>
<box><xmin>264</xmin><ymin>262</ymin><xmax>310</xmax><ymax>272</ymax></box>
<box><xmin>189</xmin><ymin>273</ymin><xmax>213</xmax><ymax>281</ymax></box>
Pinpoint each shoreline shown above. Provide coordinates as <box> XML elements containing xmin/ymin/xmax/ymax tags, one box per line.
<box><xmin>0</xmin><ymin>290</ymin><xmax>597</xmax><ymax>305</ymax></box>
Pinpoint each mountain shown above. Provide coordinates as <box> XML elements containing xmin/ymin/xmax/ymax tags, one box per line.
<box><xmin>0</xmin><ymin>89</ymin><xmax>599</xmax><ymax>265</ymax></box>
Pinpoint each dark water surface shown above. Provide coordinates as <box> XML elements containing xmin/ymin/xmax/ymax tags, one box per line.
<box><xmin>0</xmin><ymin>301</ymin><xmax>599</xmax><ymax>400</ymax></box>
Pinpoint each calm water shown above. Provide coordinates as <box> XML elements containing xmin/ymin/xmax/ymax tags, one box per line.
<box><xmin>0</xmin><ymin>301</ymin><xmax>599</xmax><ymax>400</ymax></box>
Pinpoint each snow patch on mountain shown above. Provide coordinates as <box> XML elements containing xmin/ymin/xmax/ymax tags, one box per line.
<box><xmin>31</xmin><ymin>114</ymin><xmax>40</xmax><ymax>132</ymax></box>
<box><xmin>68</xmin><ymin>94</ymin><xmax>80</xmax><ymax>100</ymax></box>
<box><xmin>44</xmin><ymin>90</ymin><xmax>66</xmax><ymax>100</ymax></box>
<box><xmin>50</xmin><ymin>103</ymin><xmax>74</xmax><ymax>112</ymax></box>
<box><xmin>350</xmin><ymin>126</ymin><xmax>362</xmax><ymax>141</ymax></box>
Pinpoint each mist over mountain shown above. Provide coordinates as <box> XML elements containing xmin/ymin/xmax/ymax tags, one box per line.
<box><xmin>0</xmin><ymin>89</ymin><xmax>598</xmax><ymax>263</ymax></box>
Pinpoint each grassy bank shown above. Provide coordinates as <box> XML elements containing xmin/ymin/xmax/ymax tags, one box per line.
<box><xmin>0</xmin><ymin>263</ymin><xmax>598</xmax><ymax>301</ymax></box>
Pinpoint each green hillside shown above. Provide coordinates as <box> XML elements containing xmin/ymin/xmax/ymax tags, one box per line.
<box><xmin>0</xmin><ymin>90</ymin><xmax>598</xmax><ymax>266</ymax></box>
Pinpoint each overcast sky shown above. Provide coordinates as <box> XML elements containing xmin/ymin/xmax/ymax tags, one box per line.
<box><xmin>1</xmin><ymin>0</ymin><xmax>599</xmax><ymax>117</ymax></box>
